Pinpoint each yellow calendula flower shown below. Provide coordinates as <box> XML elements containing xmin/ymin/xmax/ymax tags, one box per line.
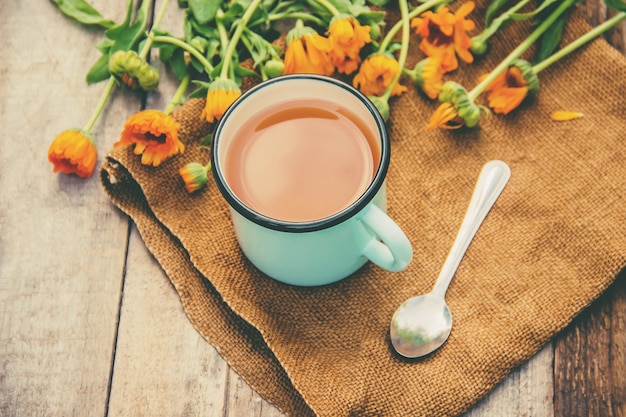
<box><xmin>411</xmin><ymin>2</ymin><xmax>476</xmax><ymax>72</ymax></box>
<box><xmin>201</xmin><ymin>78</ymin><xmax>242</xmax><ymax>124</ymax></box>
<box><xmin>179</xmin><ymin>162</ymin><xmax>210</xmax><ymax>193</ymax></box>
<box><xmin>115</xmin><ymin>110</ymin><xmax>184</xmax><ymax>167</ymax></box>
<box><xmin>353</xmin><ymin>53</ymin><xmax>408</xmax><ymax>97</ymax></box>
<box><xmin>327</xmin><ymin>15</ymin><xmax>372</xmax><ymax>75</ymax></box>
<box><xmin>283</xmin><ymin>20</ymin><xmax>334</xmax><ymax>76</ymax></box>
<box><xmin>48</xmin><ymin>129</ymin><xmax>97</xmax><ymax>178</ymax></box>
<box><xmin>483</xmin><ymin>59</ymin><xmax>539</xmax><ymax>115</ymax></box>
<box><xmin>413</xmin><ymin>56</ymin><xmax>445</xmax><ymax>100</ymax></box>
<box><xmin>426</xmin><ymin>102</ymin><xmax>464</xmax><ymax>130</ymax></box>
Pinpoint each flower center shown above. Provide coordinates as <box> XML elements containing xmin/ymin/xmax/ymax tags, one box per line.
<box><xmin>505</xmin><ymin>68</ymin><xmax>526</xmax><ymax>88</ymax></box>
<box><xmin>145</xmin><ymin>132</ymin><xmax>168</xmax><ymax>143</ymax></box>
<box><xmin>428</xmin><ymin>23</ymin><xmax>453</xmax><ymax>47</ymax></box>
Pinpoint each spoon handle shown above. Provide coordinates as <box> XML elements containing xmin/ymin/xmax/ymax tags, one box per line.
<box><xmin>431</xmin><ymin>160</ymin><xmax>511</xmax><ymax>299</ymax></box>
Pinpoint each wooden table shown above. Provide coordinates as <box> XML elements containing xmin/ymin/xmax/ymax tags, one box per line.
<box><xmin>1</xmin><ymin>1</ymin><xmax>624</xmax><ymax>415</ymax></box>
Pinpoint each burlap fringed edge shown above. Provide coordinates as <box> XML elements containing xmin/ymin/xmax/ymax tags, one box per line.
<box><xmin>100</xmin><ymin>156</ymin><xmax>317</xmax><ymax>417</ymax></box>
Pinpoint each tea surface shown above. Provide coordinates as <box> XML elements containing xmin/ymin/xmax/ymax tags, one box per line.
<box><xmin>224</xmin><ymin>100</ymin><xmax>377</xmax><ymax>222</ymax></box>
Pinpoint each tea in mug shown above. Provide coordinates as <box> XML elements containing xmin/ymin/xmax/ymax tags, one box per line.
<box><xmin>223</xmin><ymin>99</ymin><xmax>380</xmax><ymax>222</ymax></box>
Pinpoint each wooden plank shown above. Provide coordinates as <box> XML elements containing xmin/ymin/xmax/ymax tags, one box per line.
<box><xmin>107</xmin><ymin>226</ymin><xmax>231</xmax><ymax>416</ymax></box>
<box><xmin>554</xmin><ymin>271</ymin><xmax>626</xmax><ymax>417</ymax></box>
<box><xmin>0</xmin><ymin>1</ymin><xmax>131</xmax><ymax>416</ymax></box>
<box><xmin>225</xmin><ymin>368</ymin><xmax>288</xmax><ymax>417</ymax></box>
<box><xmin>465</xmin><ymin>345</ymin><xmax>554</xmax><ymax>417</ymax></box>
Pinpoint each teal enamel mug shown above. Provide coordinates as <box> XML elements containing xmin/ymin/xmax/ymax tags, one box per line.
<box><xmin>211</xmin><ymin>74</ymin><xmax>412</xmax><ymax>286</ymax></box>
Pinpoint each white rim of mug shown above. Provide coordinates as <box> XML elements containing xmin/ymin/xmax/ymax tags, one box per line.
<box><xmin>210</xmin><ymin>74</ymin><xmax>390</xmax><ymax>233</ymax></box>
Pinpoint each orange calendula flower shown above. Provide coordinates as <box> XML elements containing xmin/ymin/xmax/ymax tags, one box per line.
<box><xmin>115</xmin><ymin>110</ymin><xmax>184</xmax><ymax>167</ymax></box>
<box><xmin>283</xmin><ymin>20</ymin><xmax>334</xmax><ymax>76</ymax></box>
<box><xmin>353</xmin><ymin>53</ymin><xmax>408</xmax><ymax>97</ymax></box>
<box><xmin>201</xmin><ymin>78</ymin><xmax>242</xmax><ymax>124</ymax></box>
<box><xmin>411</xmin><ymin>2</ymin><xmax>476</xmax><ymax>72</ymax></box>
<box><xmin>483</xmin><ymin>59</ymin><xmax>539</xmax><ymax>115</ymax></box>
<box><xmin>413</xmin><ymin>56</ymin><xmax>445</xmax><ymax>100</ymax></box>
<box><xmin>179</xmin><ymin>162</ymin><xmax>210</xmax><ymax>193</ymax></box>
<box><xmin>327</xmin><ymin>15</ymin><xmax>372</xmax><ymax>74</ymax></box>
<box><xmin>48</xmin><ymin>129</ymin><xmax>97</xmax><ymax>178</ymax></box>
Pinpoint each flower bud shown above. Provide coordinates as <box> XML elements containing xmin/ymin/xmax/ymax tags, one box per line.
<box><xmin>179</xmin><ymin>162</ymin><xmax>210</xmax><ymax>193</ymax></box>
<box><xmin>368</xmin><ymin>23</ymin><xmax>381</xmax><ymax>40</ymax></box>
<box><xmin>190</xmin><ymin>37</ymin><xmax>207</xmax><ymax>54</ymax></box>
<box><xmin>263</xmin><ymin>59</ymin><xmax>285</xmax><ymax>79</ymax></box>
<box><xmin>109</xmin><ymin>50</ymin><xmax>160</xmax><ymax>91</ymax></box>
<box><xmin>470</xmin><ymin>36</ymin><xmax>488</xmax><ymax>56</ymax></box>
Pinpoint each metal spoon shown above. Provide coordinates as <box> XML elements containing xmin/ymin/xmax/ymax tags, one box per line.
<box><xmin>390</xmin><ymin>160</ymin><xmax>511</xmax><ymax>358</ymax></box>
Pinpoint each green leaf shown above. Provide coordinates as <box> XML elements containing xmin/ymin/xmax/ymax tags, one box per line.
<box><xmin>188</xmin><ymin>0</ymin><xmax>220</xmax><ymax>24</ymax></box>
<box><xmin>189</xmin><ymin>80</ymin><xmax>210</xmax><ymax>98</ymax></box>
<box><xmin>604</xmin><ymin>0</ymin><xmax>626</xmax><ymax>11</ymax></box>
<box><xmin>85</xmin><ymin>38</ymin><xmax>114</xmax><ymax>83</ymax></box>
<box><xmin>536</xmin><ymin>11</ymin><xmax>567</xmax><ymax>62</ymax></box>
<box><xmin>326</xmin><ymin>0</ymin><xmax>352</xmax><ymax>14</ymax></box>
<box><xmin>355</xmin><ymin>11</ymin><xmax>386</xmax><ymax>26</ymax></box>
<box><xmin>105</xmin><ymin>0</ymin><xmax>149</xmax><ymax>54</ymax></box>
<box><xmin>169</xmin><ymin>49</ymin><xmax>189</xmax><ymax>80</ymax></box>
<box><xmin>222</xmin><ymin>2</ymin><xmax>246</xmax><ymax>23</ymax></box>
<box><xmin>188</xmin><ymin>12</ymin><xmax>221</xmax><ymax>39</ymax></box>
<box><xmin>51</xmin><ymin>0</ymin><xmax>115</xmax><ymax>28</ymax></box>
<box><xmin>485</xmin><ymin>0</ymin><xmax>511</xmax><ymax>27</ymax></box>
<box><xmin>366</xmin><ymin>0</ymin><xmax>391</xmax><ymax>7</ymax></box>
<box><xmin>235</xmin><ymin>64</ymin><xmax>259</xmax><ymax>78</ymax></box>
<box><xmin>86</xmin><ymin>53</ymin><xmax>112</xmax><ymax>83</ymax></box>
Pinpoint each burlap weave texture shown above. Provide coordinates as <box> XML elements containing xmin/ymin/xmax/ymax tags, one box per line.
<box><xmin>101</xmin><ymin>3</ymin><xmax>626</xmax><ymax>416</ymax></box>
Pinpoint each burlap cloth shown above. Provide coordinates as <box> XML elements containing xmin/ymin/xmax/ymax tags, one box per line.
<box><xmin>100</xmin><ymin>3</ymin><xmax>626</xmax><ymax>416</ymax></box>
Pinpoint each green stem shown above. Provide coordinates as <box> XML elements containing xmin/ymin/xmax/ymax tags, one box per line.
<box><xmin>220</xmin><ymin>0</ymin><xmax>264</xmax><ymax>79</ymax></box>
<box><xmin>138</xmin><ymin>0</ymin><xmax>169</xmax><ymax>60</ymax></box>
<box><xmin>165</xmin><ymin>71</ymin><xmax>191</xmax><ymax>114</ymax></box>
<box><xmin>151</xmin><ymin>35</ymin><xmax>215</xmax><ymax>73</ymax></box>
<box><xmin>267</xmin><ymin>12</ymin><xmax>324</xmax><ymax>27</ymax></box>
<box><xmin>382</xmin><ymin>0</ymin><xmax>410</xmax><ymax>101</ymax></box>
<box><xmin>533</xmin><ymin>11</ymin><xmax>626</xmax><ymax>73</ymax></box>
<box><xmin>216</xmin><ymin>9</ymin><xmax>230</xmax><ymax>54</ymax></box>
<box><xmin>468</xmin><ymin>0</ymin><xmax>577</xmax><ymax>101</ymax></box>
<box><xmin>379</xmin><ymin>0</ymin><xmax>452</xmax><ymax>52</ymax></box>
<box><xmin>471</xmin><ymin>0</ymin><xmax>532</xmax><ymax>46</ymax></box>
<box><xmin>314</xmin><ymin>0</ymin><xmax>341</xmax><ymax>17</ymax></box>
<box><xmin>83</xmin><ymin>77</ymin><xmax>116</xmax><ymax>133</ymax></box>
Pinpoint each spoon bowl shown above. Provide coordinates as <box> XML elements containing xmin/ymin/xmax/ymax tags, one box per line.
<box><xmin>390</xmin><ymin>293</ymin><xmax>451</xmax><ymax>358</ymax></box>
<box><xmin>390</xmin><ymin>160</ymin><xmax>511</xmax><ymax>358</ymax></box>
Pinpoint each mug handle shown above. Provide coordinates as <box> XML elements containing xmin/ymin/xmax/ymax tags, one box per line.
<box><xmin>354</xmin><ymin>204</ymin><xmax>412</xmax><ymax>272</ymax></box>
